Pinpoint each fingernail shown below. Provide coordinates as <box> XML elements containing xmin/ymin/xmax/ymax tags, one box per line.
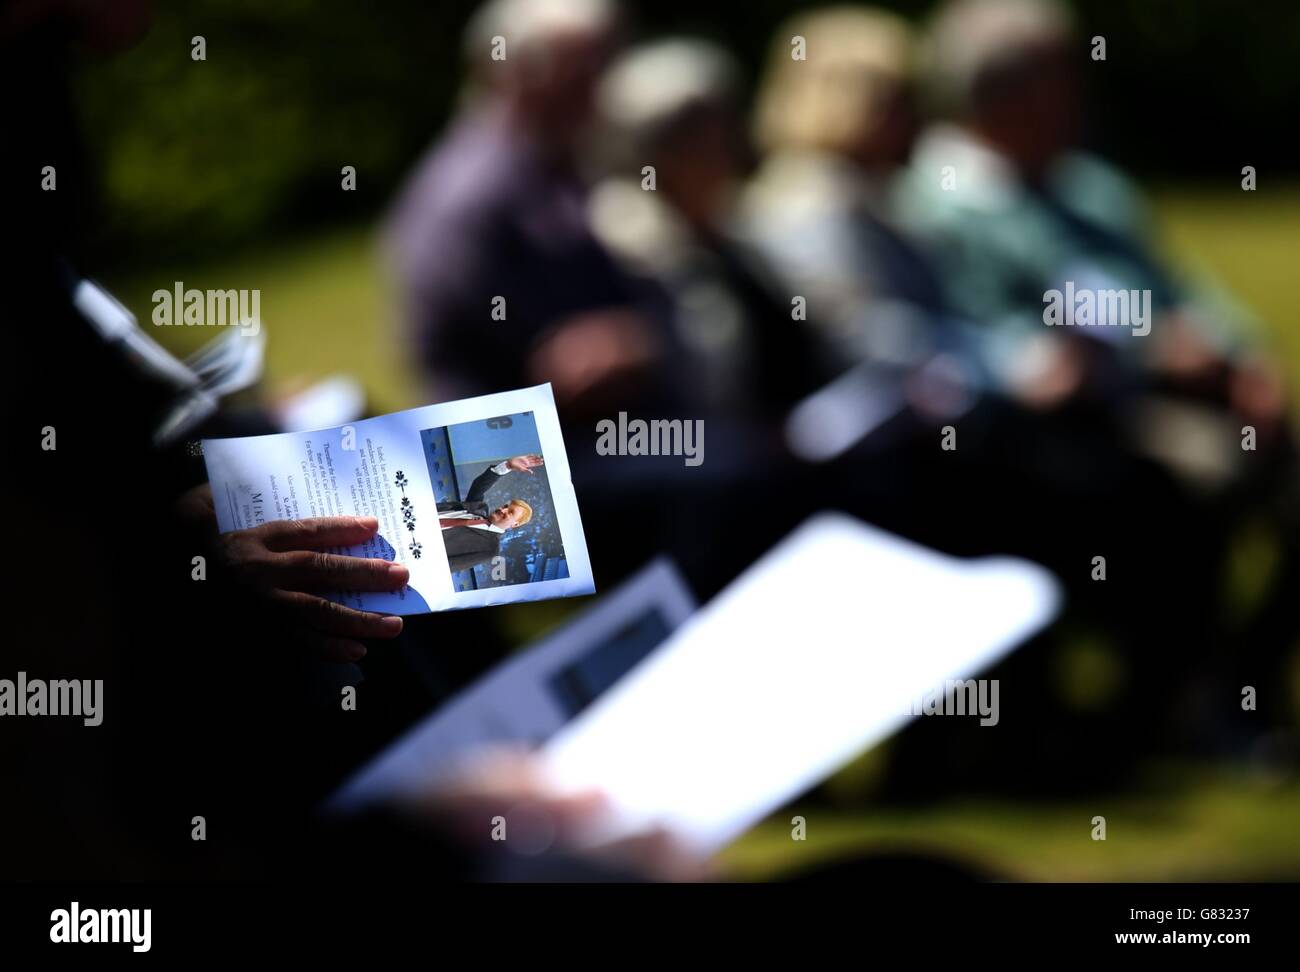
<box><xmin>357</xmin><ymin>517</ymin><xmax>379</xmax><ymax>531</ymax></box>
<box><xmin>348</xmin><ymin>644</ymin><xmax>367</xmax><ymax>661</ymax></box>
<box><xmin>380</xmin><ymin>614</ymin><xmax>403</xmax><ymax>635</ymax></box>
<box><xmin>387</xmin><ymin>564</ymin><xmax>410</xmax><ymax>585</ymax></box>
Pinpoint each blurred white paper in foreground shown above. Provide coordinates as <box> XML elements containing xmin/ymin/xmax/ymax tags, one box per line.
<box><xmin>541</xmin><ymin>513</ymin><xmax>1061</xmax><ymax>854</ymax></box>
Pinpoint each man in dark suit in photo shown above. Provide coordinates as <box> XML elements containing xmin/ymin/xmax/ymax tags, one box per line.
<box><xmin>437</xmin><ymin>454</ymin><xmax>543</xmax><ymax>573</ymax></box>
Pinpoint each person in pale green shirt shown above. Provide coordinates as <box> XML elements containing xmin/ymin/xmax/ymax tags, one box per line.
<box><xmin>896</xmin><ymin>0</ymin><xmax>1288</xmax><ymax>429</ymax></box>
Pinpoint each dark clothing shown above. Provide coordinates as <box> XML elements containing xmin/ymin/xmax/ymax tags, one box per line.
<box><xmin>385</xmin><ymin>106</ymin><xmax>677</xmax><ymax>405</ymax></box>
<box><xmin>437</xmin><ymin>525</ymin><xmax>501</xmax><ymax>574</ymax></box>
<box><xmin>435</xmin><ymin>464</ymin><xmax>509</xmax><ymax>572</ymax></box>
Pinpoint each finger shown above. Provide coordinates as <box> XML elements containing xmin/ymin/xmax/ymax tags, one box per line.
<box><xmin>272</xmin><ymin>550</ymin><xmax>409</xmax><ymax>592</ymax></box>
<box><xmin>260</xmin><ymin>516</ymin><xmax>379</xmax><ymax>552</ymax></box>
<box><xmin>272</xmin><ymin>590</ymin><xmax>404</xmax><ymax>640</ymax></box>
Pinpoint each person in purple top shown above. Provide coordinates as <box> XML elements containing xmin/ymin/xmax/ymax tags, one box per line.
<box><xmin>385</xmin><ymin>0</ymin><xmax>679</xmax><ymax>419</ymax></box>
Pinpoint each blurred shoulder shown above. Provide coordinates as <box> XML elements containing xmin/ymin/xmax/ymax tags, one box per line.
<box><xmin>742</xmin><ymin>150</ymin><xmax>869</xmax><ymax>225</ymax></box>
<box><xmin>894</xmin><ymin>124</ymin><xmax>1020</xmax><ymax>230</ymax></box>
<box><xmin>1049</xmin><ymin>151</ymin><xmax>1152</xmax><ymax>237</ymax></box>
<box><xmin>390</xmin><ymin>110</ymin><xmax>526</xmax><ymax>223</ymax></box>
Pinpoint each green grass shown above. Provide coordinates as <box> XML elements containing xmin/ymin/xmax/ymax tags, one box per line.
<box><xmin>108</xmin><ymin>226</ymin><xmax>424</xmax><ymax>416</ymax></box>
<box><xmin>719</xmin><ymin>767</ymin><xmax>1300</xmax><ymax>881</ymax></box>
<box><xmin>1151</xmin><ymin>185</ymin><xmax>1300</xmax><ymax>391</ymax></box>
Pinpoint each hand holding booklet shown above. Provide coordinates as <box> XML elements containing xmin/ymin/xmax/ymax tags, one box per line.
<box><xmin>201</xmin><ymin>384</ymin><xmax>594</xmax><ymax>615</ymax></box>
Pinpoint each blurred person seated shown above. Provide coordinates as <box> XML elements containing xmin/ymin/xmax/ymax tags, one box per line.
<box><xmin>897</xmin><ymin>0</ymin><xmax>1291</xmax><ymax>438</ymax></box>
<box><xmin>589</xmin><ymin>37</ymin><xmax>833</xmax><ymax>422</ymax></box>
<box><xmin>384</xmin><ymin>0</ymin><xmax>680</xmax><ymax>420</ymax></box>
<box><xmin>741</xmin><ymin>7</ymin><xmax>964</xmax><ymax>383</ymax></box>
<box><xmin>574</xmin><ymin>37</ymin><xmax>857</xmax><ymax>596</ymax></box>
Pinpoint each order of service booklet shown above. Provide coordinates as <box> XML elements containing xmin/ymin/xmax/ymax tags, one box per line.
<box><xmin>201</xmin><ymin>384</ymin><xmax>594</xmax><ymax>615</ymax></box>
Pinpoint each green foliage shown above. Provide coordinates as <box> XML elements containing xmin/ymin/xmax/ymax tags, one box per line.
<box><xmin>75</xmin><ymin>0</ymin><xmax>469</xmax><ymax>262</ymax></box>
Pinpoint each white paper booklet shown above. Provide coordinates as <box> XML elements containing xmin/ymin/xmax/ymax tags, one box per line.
<box><xmin>202</xmin><ymin>384</ymin><xmax>594</xmax><ymax>615</ymax></box>
<box><xmin>540</xmin><ymin>513</ymin><xmax>1061</xmax><ymax>854</ymax></box>
<box><xmin>326</xmin><ymin>559</ymin><xmax>696</xmax><ymax>813</ymax></box>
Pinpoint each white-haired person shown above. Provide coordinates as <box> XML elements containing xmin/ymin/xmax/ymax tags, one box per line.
<box><xmin>589</xmin><ymin>36</ymin><xmax>834</xmax><ymax>420</ymax></box>
<box><xmin>898</xmin><ymin>0</ymin><xmax>1289</xmax><ymax>427</ymax></box>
